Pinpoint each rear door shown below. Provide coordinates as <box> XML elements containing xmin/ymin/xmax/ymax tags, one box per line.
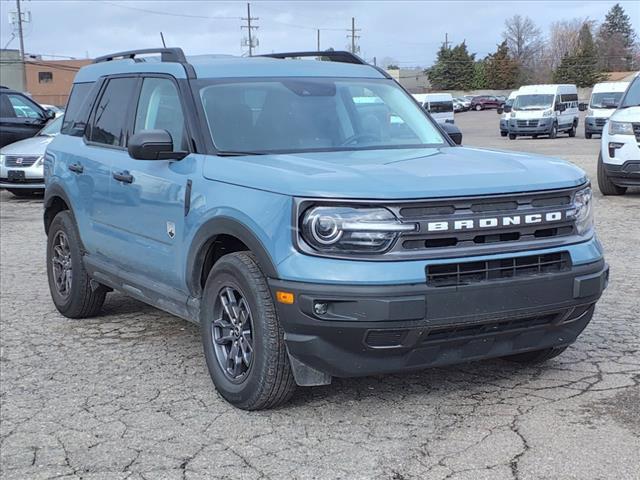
<box><xmin>103</xmin><ymin>75</ymin><xmax>192</xmax><ymax>291</ymax></box>
<box><xmin>0</xmin><ymin>91</ymin><xmax>47</xmax><ymax>147</ymax></box>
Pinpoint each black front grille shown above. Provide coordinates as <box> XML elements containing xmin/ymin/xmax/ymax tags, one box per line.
<box><xmin>4</xmin><ymin>155</ymin><xmax>39</xmax><ymax>167</ymax></box>
<box><xmin>365</xmin><ymin>330</ymin><xmax>408</xmax><ymax>347</ymax></box>
<box><xmin>633</xmin><ymin>122</ymin><xmax>640</xmax><ymax>142</ymax></box>
<box><xmin>595</xmin><ymin>118</ymin><xmax>607</xmax><ymax>127</ymax></box>
<box><xmin>426</xmin><ymin>252</ymin><xmax>570</xmax><ymax>287</ymax></box>
<box><xmin>517</xmin><ymin>119</ymin><xmax>538</xmax><ymax>127</ymax></box>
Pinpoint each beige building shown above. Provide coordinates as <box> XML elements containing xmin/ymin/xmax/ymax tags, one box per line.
<box><xmin>25</xmin><ymin>58</ymin><xmax>92</xmax><ymax>107</ymax></box>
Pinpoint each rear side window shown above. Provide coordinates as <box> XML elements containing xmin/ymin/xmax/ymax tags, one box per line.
<box><xmin>87</xmin><ymin>77</ymin><xmax>138</xmax><ymax>147</ymax></box>
<box><xmin>4</xmin><ymin>93</ymin><xmax>44</xmax><ymax>119</ymax></box>
<box><xmin>61</xmin><ymin>82</ymin><xmax>95</xmax><ymax>136</ymax></box>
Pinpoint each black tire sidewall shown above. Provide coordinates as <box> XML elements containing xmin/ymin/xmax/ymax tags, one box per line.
<box><xmin>47</xmin><ymin>211</ymin><xmax>85</xmax><ymax>312</ymax></box>
<box><xmin>200</xmin><ymin>255</ymin><xmax>275</xmax><ymax>407</ymax></box>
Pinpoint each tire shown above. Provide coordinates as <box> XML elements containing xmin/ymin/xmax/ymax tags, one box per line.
<box><xmin>508</xmin><ymin>133</ymin><xmax>516</xmax><ymax>140</ymax></box>
<box><xmin>549</xmin><ymin>123</ymin><xmax>557</xmax><ymax>139</ymax></box>
<box><xmin>475</xmin><ymin>104</ymin><xmax>482</xmax><ymax>111</ymax></box>
<box><xmin>8</xmin><ymin>189</ymin><xmax>42</xmax><ymax>197</ymax></box>
<box><xmin>503</xmin><ymin>346</ymin><xmax>568</xmax><ymax>364</ymax></box>
<box><xmin>532</xmin><ymin>135</ymin><xmax>538</xmax><ymax>139</ymax></box>
<box><xmin>597</xmin><ymin>152</ymin><xmax>626</xmax><ymax>196</ymax></box>
<box><xmin>500</xmin><ymin>131</ymin><xmax>507</xmax><ymax>137</ymax></box>
<box><xmin>585</xmin><ymin>132</ymin><xmax>592</xmax><ymax>139</ymax></box>
<box><xmin>200</xmin><ymin>252</ymin><xmax>296</xmax><ymax>410</ymax></box>
<box><xmin>46</xmin><ymin>211</ymin><xmax>107</xmax><ymax>318</ymax></box>
<box><xmin>568</xmin><ymin>125</ymin><xmax>576</xmax><ymax>137</ymax></box>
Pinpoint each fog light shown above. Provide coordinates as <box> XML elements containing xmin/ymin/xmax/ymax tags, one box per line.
<box><xmin>314</xmin><ymin>302</ymin><xmax>328</xmax><ymax>315</ymax></box>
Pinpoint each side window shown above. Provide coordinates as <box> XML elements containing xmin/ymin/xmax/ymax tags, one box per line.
<box><xmin>7</xmin><ymin>94</ymin><xmax>44</xmax><ymax>119</ymax></box>
<box><xmin>87</xmin><ymin>77</ymin><xmax>137</xmax><ymax>147</ymax></box>
<box><xmin>0</xmin><ymin>94</ymin><xmax>16</xmax><ymax>118</ymax></box>
<box><xmin>61</xmin><ymin>82</ymin><xmax>95</xmax><ymax>136</ymax></box>
<box><xmin>134</xmin><ymin>77</ymin><xmax>187</xmax><ymax>150</ymax></box>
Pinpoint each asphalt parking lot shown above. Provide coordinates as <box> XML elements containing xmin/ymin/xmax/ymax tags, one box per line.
<box><xmin>1</xmin><ymin>110</ymin><xmax>638</xmax><ymax>480</ymax></box>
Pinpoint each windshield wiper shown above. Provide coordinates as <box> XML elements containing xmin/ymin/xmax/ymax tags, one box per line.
<box><xmin>216</xmin><ymin>150</ymin><xmax>266</xmax><ymax>156</ymax></box>
<box><xmin>618</xmin><ymin>104</ymin><xmax>640</xmax><ymax>109</ymax></box>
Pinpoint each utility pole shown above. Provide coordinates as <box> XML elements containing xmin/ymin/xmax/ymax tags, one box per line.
<box><xmin>442</xmin><ymin>33</ymin><xmax>451</xmax><ymax>49</ymax></box>
<box><xmin>15</xmin><ymin>0</ymin><xmax>28</xmax><ymax>91</ymax></box>
<box><xmin>241</xmin><ymin>2</ymin><xmax>259</xmax><ymax>56</ymax></box>
<box><xmin>347</xmin><ymin>17</ymin><xmax>361</xmax><ymax>54</ymax></box>
<box><xmin>317</xmin><ymin>29</ymin><xmax>320</xmax><ymax>51</ymax></box>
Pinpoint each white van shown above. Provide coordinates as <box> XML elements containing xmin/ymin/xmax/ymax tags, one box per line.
<box><xmin>505</xmin><ymin>84</ymin><xmax>579</xmax><ymax>139</ymax></box>
<box><xmin>498</xmin><ymin>91</ymin><xmax>518</xmax><ymax>137</ymax></box>
<box><xmin>582</xmin><ymin>81</ymin><xmax>629</xmax><ymax>139</ymax></box>
<box><xmin>413</xmin><ymin>93</ymin><xmax>455</xmax><ymax>124</ymax></box>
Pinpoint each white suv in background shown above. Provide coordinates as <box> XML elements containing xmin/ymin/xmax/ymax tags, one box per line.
<box><xmin>598</xmin><ymin>74</ymin><xmax>640</xmax><ymax>195</ymax></box>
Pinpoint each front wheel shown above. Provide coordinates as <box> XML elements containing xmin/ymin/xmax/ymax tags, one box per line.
<box><xmin>508</xmin><ymin>133</ymin><xmax>516</xmax><ymax>140</ymax></box>
<box><xmin>500</xmin><ymin>131</ymin><xmax>507</xmax><ymax>137</ymax></box>
<box><xmin>585</xmin><ymin>132</ymin><xmax>592</xmax><ymax>139</ymax></box>
<box><xmin>46</xmin><ymin>211</ymin><xmax>108</xmax><ymax>318</ymax></box>
<box><xmin>549</xmin><ymin>123</ymin><xmax>557</xmax><ymax>139</ymax></box>
<box><xmin>475</xmin><ymin>104</ymin><xmax>482</xmax><ymax>111</ymax></box>
<box><xmin>200</xmin><ymin>252</ymin><xmax>296</xmax><ymax>410</ymax></box>
<box><xmin>597</xmin><ymin>152</ymin><xmax>626</xmax><ymax>195</ymax></box>
<box><xmin>568</xmin><ymin>125</ymin><xmax>576</xmax><ymax>137</ymax></box>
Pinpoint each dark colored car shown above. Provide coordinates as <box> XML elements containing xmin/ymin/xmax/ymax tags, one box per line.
<box><xmin>471</xmin><ymin>95</ymin><xmax>503</xmax><ymax>111</ymax></box>
<box><xmin>0</xmin><ymin>86</ymin><xmax>55</xmax><ymax>148</ymax></box>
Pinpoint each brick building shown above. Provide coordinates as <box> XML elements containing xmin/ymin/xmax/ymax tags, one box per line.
<box><xmin>25</xmin><ymin>58</ymin><xmax>92</xmax><ymax>107</ymax></box>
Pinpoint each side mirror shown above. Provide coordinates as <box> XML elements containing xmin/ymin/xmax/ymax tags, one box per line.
<box><xmin>128</xmin><ymin>129</ymin><xmax>188</xmax><ymax>161</ymax></box>
<box><xmin>497</xmin><ymin>107</ymin><xmax>503</xmax><ymax>114</ymax></box>
<box><xmin>503</xmin><ymin>105</ymin><xmax>512</xmax><ymax>113</ymax></box>
<box><xmin>578</xmin><ymin>103</ymin><xmax>588</xmax><ymax>112</ymax></box>
<box><xmin>44</xmin><ymin>109</ymin><xmax>57</xmax><ymax>120</ymax></box>
<box><xmin>555</xmin><ymin>103</ymin><xmax>566</xmax><ymax>112</ymax></box>
<box><xmin>441</xmin><ymin>122</ymin><xmax>462</xmax><ymax>145</ymax></box>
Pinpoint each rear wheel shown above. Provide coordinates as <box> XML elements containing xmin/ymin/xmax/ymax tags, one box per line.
<box><xmin>200</xmin><ymin>252</ymin><xmax>296</xmax><ymax>410</ymax></box>
<box><xmin>475</xmin><ymin>104</ymin><xmax>482</xmax><ymax>111</ymax></box>
<box><xmin>503</xmin><ymin>346</ymin><xmax>568</xmax><ymax>364</ymax></box>
<box><xmin>585</xmin><ymin>132</ymin><xmax>592</xmax><ymax>139</ymax></box>
<box><xmin>46</xmin><ymin>211</ymin><xmax>108</xmax><ymax>318</ymax></box>
<box><xmin>568</xmin><ymin>125</ymin><xmax>576</xmax><ymax>137</ymax></box>
<box><xmin>508</xmin><ymin>133</ymin><xmax>516</xmax><ymax>140</ymax></box>
<box><xmin>597</xmin><ymin>152</ymin><xmax>626</xmax><ymax>195</ymax></box>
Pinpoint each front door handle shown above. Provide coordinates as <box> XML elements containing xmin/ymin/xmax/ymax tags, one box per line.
<box><xmin>68</xmin><ymin>163</ymin><xmax>83</xmax><ymax>174</ymax></box>
<box><xmin>113</xmin><ymin>170</ymin><xmax>134</xmax><ymax>184</ymax></box>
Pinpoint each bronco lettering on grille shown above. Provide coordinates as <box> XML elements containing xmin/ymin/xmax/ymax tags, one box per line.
<box><xmin>426</xmin><ymin>211</ymin><xmax>564</xmax><ymax>232</ymax></box>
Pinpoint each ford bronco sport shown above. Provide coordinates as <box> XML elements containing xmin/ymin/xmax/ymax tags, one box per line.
<box><xmin>44</xmin><ymin>48</ymin><xmax>608</xmax><ymax>410</ymax></box>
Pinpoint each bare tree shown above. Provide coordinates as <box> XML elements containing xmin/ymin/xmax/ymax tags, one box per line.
<box><xmin>502</xmin><ymin>15</ymin><xmax>544</xmax><ymax>82</ymax></box>
<box><xmin>547</xmin><ymin>19</ymin><xmax>590</xmax><ymax>70</ymax></box>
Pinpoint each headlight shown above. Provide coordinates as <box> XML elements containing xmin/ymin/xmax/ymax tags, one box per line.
<box><xmin>568</xmin><ymin>186</ymin><xmax>593</xmax><ymax>235</ymax></box>
<box><xmin>0</xmin><ymin>154</ymin><xmax>5</xmax><ymax>166</ymax></box>
<box><xmin>510</xmin><ymin>112</ymin><xmax>516</xmax><ymax>118</ymax></box>
<box><xmin>609</xmin><ymin>121</ymin><xmax>633</xmax><ymax>135</ymax></box>
<box><xmin>542</xmin><ymin>109</ymin><xmax>553</xmax><ymax>117</ymax></box>
<box><xmin>587</xmin><ymin>109</ymin><xmax>594</xmax><ymax>117</ymax></box>
<box><xmin>301</xmin><ymin>206</ymin><xmax>416</xmax><ymax>254</ymax></box>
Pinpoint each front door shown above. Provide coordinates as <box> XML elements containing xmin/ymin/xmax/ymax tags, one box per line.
<box><xmin>0</xmin><ymin>92</ymin><xmax>47</xmax><ymax>147</ymax></box>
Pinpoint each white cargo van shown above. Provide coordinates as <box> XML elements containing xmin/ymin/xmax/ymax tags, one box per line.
<box><xmin>581</xmin><ymin>81</ymin><xmax>629</xmax><ymax>139</ymax></box>
<box><xmin>504</xmin><ymin>84</ymin><xmax>579</xmax><ymax>139</ymax></box>
<box><xmin>413</xmin><ymin>93</ymin><xmax>455</xmax><ymax>124</ymax></box>
<box><xmin>498</xmin><ymin>90</ymin><xmax>518</xmax><ymax>137</ymax></box>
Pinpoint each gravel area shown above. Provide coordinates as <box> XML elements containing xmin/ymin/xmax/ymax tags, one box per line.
<box><xmin>1</xmin><ymin>110</ymin><xmax>638</xmax><ymax>480</ymax></box>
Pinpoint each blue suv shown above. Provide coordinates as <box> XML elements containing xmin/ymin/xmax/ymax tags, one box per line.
<box><xmin>44</xmin><ymin>48</ymin><xmax>608</xmax><ymax>410</ymax></box>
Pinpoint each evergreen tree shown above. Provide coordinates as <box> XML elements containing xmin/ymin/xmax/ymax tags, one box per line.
<box><xmin>554</xmin><ymin>23</ymin><xmax>605</xmax><ymax>87</ymax></box>
<box><xmin>597</xmin><ymin>3</ymin><xmax>637</xmax><ymax>70</ymax></box>
<box><xmin>471</xmin><ymin>61</ymin><xmax>488</xmax><ymax>89</ymax></box>
<box><xmin>484</xmin><ymin>41</ymin><xmax>519</xmax><ymax>89</ymax></box>
<box><xmin>427</xmin><ymin>42</ymin><xmax>475</xmax><ymax>90</ymax></box>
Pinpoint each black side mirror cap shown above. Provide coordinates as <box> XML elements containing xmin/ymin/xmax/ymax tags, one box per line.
<box><xmin>440</xmin><ymin>122</ymin><xmax>462</xmax><ymax>145</ymax></box>
<box><xmin>128</xmin><ymin>129</ymin><xmax>188</xmax><ymax>161</ymax></box>
<box><xmin>502</xmin><ymin>105</ymin><xmax>512</xmax><ymax>113</ymax></box>
<box><xmin>555</xmin><ymin>103</ymin><xmax>567</xmax><ymax>112</ymax></box>
<box><xmin>44</xmin><ymin>109</ymin><xmax>56</xmax><ymax>120</ymax></box>
<box><xmin>578</xmin><ymin>103</ymin><xmax>588</xmax><ymax>111</ymax></box>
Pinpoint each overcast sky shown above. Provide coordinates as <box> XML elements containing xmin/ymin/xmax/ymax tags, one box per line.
<box><xmin>1</xmin><ymin>1</ymin><xmax>638</xmax><ymax>66</ymax></box>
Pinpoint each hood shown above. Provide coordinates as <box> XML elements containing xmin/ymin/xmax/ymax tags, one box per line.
<box><xmin>202</xmin><ymin>147</ymin><xmax>587</xmax><ymax>199</ymax></box>
<box><xmin>610</xmin><ymin>106</ymin><xmax>640</xmax><ymax>123</ymax></box>
<box><xmin>590</xmin><ymin>108</ymin><xmax>617</xmax><ymax>119</ymax></box>
<box><xmin>0</xmin><ymin>135</ymin><xmax>54</xmax><ymax>155</ymax></box>
<box><xmin>511</xmin><ymin>109</ymin><xmax>551</xmax><ymax>119</ymax></box>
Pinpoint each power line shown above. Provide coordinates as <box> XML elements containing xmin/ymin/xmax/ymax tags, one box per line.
<box><xmin>100</xmin><ymin>1</ymin><xmax>238</xmax><ymax>20</ymax></box>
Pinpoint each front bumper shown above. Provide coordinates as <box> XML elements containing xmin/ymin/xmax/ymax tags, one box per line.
<box><xmin>602</xmin><ymin>161</ymin><xmax>640</xmax><ymax>187</ymax></box>
<box><xmin>271</xmin><ymin>259</ymin><xmax>608</xmax><ymax>379</ymax></box>
<box><xmin>0</xmin><ymin>164</ymin><xmax>45</xmax><ymax>190</ymax></box>
<box><xmin>508</xmin><ymin>118</ymin><xmax>553</xmax><ymax>135</ymax></box>
<box><xmin>585</xmin><ymin>116</ymin><xmax>607</xmax><ymax>135</ymax></box>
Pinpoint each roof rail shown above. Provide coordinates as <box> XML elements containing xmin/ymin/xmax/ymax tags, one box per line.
<box><xmin>92</xmin><ymin>47</ymin><xmax>196</xmax><ymax>78</ymax></box>
<box><xmin>259</xmin><ymin>50</ymin><xmax>367</xmax><ymax>65</ymax></box>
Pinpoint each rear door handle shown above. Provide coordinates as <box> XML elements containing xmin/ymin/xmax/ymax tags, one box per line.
<box><xmin>68</xmin><ymin>163</ymin><xmax>83</xmax><ymax>174</ymax></box>
<box><xmin>113</xmin><ymin>170</ymin><xmax>134</xmax><ymax>184</ymax></box>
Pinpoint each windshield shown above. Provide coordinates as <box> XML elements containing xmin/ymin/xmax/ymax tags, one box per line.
<box><xmin>38</xmin><ymin>116</ymin><xmax>63</xmax><ymax>136</ymax></box>
<box><xmin>590</xmin><ymin>92</ymin><xmax>623</xmax><ymax>109</ymax></box>
<box><xmin>513</xmin><ymin>94</ymin><xmax>554</xmax><ymax>111</ymax></box>
<box><xmin>428</xmin><ymin>101</ymin><xmax>453</xmax><ymax>114</ymax></box>
<box><xmin>619</xmin><ymin>77</ymin><xmax>640</xmax><ymax>108</ymax></box>
<box><xmin>197</xmin><ymin>78</ymin><xmax>446</xmax><ymax>154</ymax></box>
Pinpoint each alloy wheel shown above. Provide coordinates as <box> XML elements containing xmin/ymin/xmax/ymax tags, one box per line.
<box><xmin>51</xmin><ymin>231</ymin><xmax>72</xmax><ymax>298</ymax></box>
<box><xmin>211</xmin><ymin>286</ymin><xmax>255</xmax><ymax>382</ymax></box>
